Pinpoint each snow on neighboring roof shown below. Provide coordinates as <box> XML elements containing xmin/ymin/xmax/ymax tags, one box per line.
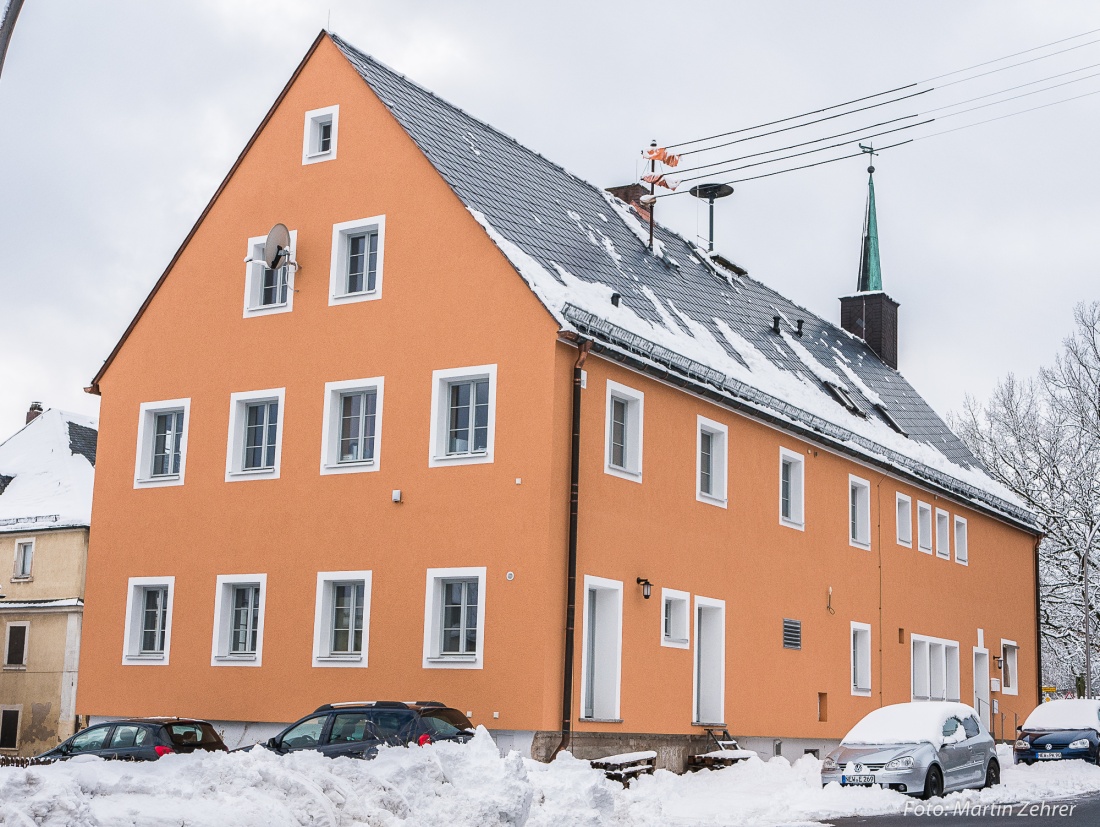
<box><xmin>0</xmin><ymin>598</ymin><xmax>84</xmax><ymax>610</ymax></box>
<box><xmin>0</xmin><ymin>409</ymin><xmax>97</xmax><ymax>533</ymax></box>
<box><xmin>1023</xmin><ymin>699</ymin><xmax>1100</xmax><ymax>732</ymax></box>
<box><xmin>841</xmin><ymin>702</ymin><xmax>980</xmax><ymax>749</ymax></box>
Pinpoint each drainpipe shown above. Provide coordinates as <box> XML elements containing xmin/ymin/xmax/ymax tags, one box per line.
<box><xmin>552</xmin><ymin>338</ymin><xmax>591</xmax><ymax>760</ymax></box>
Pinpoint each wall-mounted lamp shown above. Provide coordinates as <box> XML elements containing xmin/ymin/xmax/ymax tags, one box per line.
<box><xmin>994</xmin><ymin>655</ymin><xmax>1003</xmax><ymax>670</ymax></box>
<box><xmin>636</xmin><ymin>578</ymin><xmax>652</xmax><ymax>600</ymax></box>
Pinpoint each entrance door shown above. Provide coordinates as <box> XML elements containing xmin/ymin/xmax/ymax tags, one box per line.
<box><xmin>694</xmin><ymin>597</ymin><xmax>726</xmax><ymax>725</ymax></box>
<box><xmin>582</xmin><ymin>577</ymin><xmax>622</xmax><ymax>720</ymax></box>
<box><xmin>973</xmin><ymin>649</ymin><xmax>990</xmax><ymax>729</ymax></box>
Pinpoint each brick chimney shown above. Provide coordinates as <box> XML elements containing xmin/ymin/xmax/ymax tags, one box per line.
<box><xmin>605</xmin><ymin>184</ymin><xmax>651</xmax><ymax>223</ymax></box>
<box><xmin>26</xmin><ymin>402</ymin><xmax>43</xmax><ymax>424</ymax></box>
<box><xmin>840</xmin><ymin>293</ymin><xmax>899</xmax><ymax>369</ymax></box>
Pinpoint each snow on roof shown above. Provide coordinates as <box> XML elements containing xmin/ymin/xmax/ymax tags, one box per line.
<box><xmin>841</xmin><ymin>702</ymin><xmax>980</xmax><ymax>749</ymax></box>
<box><xmin>0</xmin><ymin>409</ymin><xmax>97</xmax><ymax>534</ymax></box>
<box><xmin>0</xmin><ymin>598</ymin><xmax>84</xmax><ymax>610</ymax></box>
<box><xmin>1023</xmin><ymin>699</ymin><xmax>1100</xmax><ymax>732</ymax></box>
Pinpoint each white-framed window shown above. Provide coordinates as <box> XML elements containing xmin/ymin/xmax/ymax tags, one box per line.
<box><xmin>696</xmin><ymin>416</ymin><xmax>728</xmax><ymax>506</ymax></box>
<box><xmin>302</xmin><ymin>104</ymin><xmax>339</xmax><ymax>164</ymax></box>
<box><xmin>329</xmin><ymin>216</ymin><xmax>385</xmax><ymax>305</ymax></box>
<box><xmin>243</xmin><ymin>232</ymin><xmax>297</xmax><ymax>318</ymax></box>
<box><xmin>851</xmin><ymin>621</ymin><xmax>872</xmax><ymax>696</ymax></box>
<box><xmin>693</xmin><ymin>595</ymin><xmax>726</xmax><ymax>725</ymax></box>
<box><xmin>896</xmin><ymin>493</ymin><xmax>912</xmax><ymax>547</ymax></box>
<box><xmin>422</xmin><ymin>567</ymin><xmax>486</xmax><ymax>669</ymax></box>
<box><xmin>935</xmin><ymin>508</ymin><xmax>951</xmax><ymax>559</ymax></box>
<box><xmin>133</xmin><ymin>398</ymin><xmax>190</xmax><ymax>488</ymax></box>
<box><xmin>312</xmin><ymin>571</ymin><xmax>372</xmax><ymax>668</ymax></box>
<box><xmin>849</xmin><ymin>475</ymin><xmax>871</xmax><ymax>549</ymax></box>
<box><xmin>211</xmin><ymin>574</ymin><xmax>267</xmax><ymax>667</ymax></box>
<box><xmin>3</xmin><ymin>622</ymin><xmax>28</xmax><ymax>669</ymax></box>
<box><xmin>778</xmin><ymin>447</ymin><xmax>805</xmax><ymax>529</ymax></box>
<box><xmin>1001</xmin><ymin>639</ymin><xmax>1019</xmax><ymax>695</ymax></box>
<box><xmin>320</xmin><ymin>378</ymin><xmax>384</xmax><ymax>475</ymax></box>
<box><xmin>122</xmin><ymin>576</ymin><xmax>175</xmax><ymax>666</ymax></box>
<box><xmin>0</xmin><ymin>706</ymin><xmax>21</xmax><ymax>751</ymax></box>
<box><xmin>954</xmin><ymin>516</ymin><xmax>969</xmax><ymax>565</ymax></box>
<box><xmin>581</xmin><ymin>575</ymin><xmax>623</xmax><ymax>721</ymax></box>
<box><xmin>916</xmin><ymin>501</ymin><xmax>932</xmax><ymax>553</ymax></box>
<box><xmin>911</xmin><ymin>633</ymin><xmax>961</xmax><ymax>702</ymax></box>
<box><xmin>428</xmin><ymin>365</ymin><xmax>497</xmax><ymax>467</ymax></box>
<box><xmin>225</xmin><ymin>388</ymin><xmax>285</xmax><ymax>481</ymax></box>
<box><xmin>11</xmin><ymin>538</ymin><xmax>34</xmax><ymax>580</ymax></box>
<box><xmin>604</xmin><ymin>380</ymin><xmax>644</xmax><ymax>482</ymax></box>
<box><xmin>660</xmin><ymin>588</ymin><xmax>690</xmax><ymax>649</ymax></box>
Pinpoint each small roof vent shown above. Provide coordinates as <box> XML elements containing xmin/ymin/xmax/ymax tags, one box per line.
<box><xmin>874</xmin><ymin>403</ymin><xmax>908</xmax><ymax>437</ymax></box>
<box><xmin>823</xmin><ymin>381</ymin><xmax>866</xmax><ymax>418</ymax></box>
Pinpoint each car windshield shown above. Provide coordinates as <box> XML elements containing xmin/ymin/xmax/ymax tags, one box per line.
<box><xmin>166</xmin><ymin>723</ymin><xmax>222</xmax><ymax>747</ymax></box>
<box><xmin>68</xmin><ymin>725</ymin><xmax>112</xmax><ymax>753</ymax></box>
<box><xmin>419</xmin><ymin>709</ymin><xmax>474</xmax><ymax>739</ymax></box>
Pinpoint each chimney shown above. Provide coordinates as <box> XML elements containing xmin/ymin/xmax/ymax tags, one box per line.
<box><xmin>841</xmin><ymin>293</ymin><xmax>899</xmax><ymax>369</ymax></box>
<box><xmin>26</xmin><ymin>402</ymin><xmax>43</xmax><ymax>424</ymax></box>
<box><xmin>605</xmin><ymin>184</ymin><xmax>651</xmax><ymax>223</ymax></box>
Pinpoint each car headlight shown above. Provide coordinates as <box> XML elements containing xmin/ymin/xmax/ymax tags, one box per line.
<box><xmin>1015</xmin><ymin>739</ymin><xmax>1031</xmax><ymax>750</ymax></box>
<box><xmin>822</xmin><ymin>756</ymin><xmax>838</xmax><ymax>771</ymax></box>
<box><xmin>884</xmin><ymin>756</ymin><xmax>914</xmax><ymax>770</ymax></box>
<box><xmin>1069</xmin><ymin>739</ymin><xmax>1090</xmax><ymax>750</ymax></box>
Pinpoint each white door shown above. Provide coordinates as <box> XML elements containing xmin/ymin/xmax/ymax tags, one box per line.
<box><xmin>973</xmin><ymin>650</ymin><xmax>990</xmax><ymax>729</ymax></box>
<box><xmin>694</xmin><ymin>598</ymin><xmax>725</xmax><ymax>725</ymax></box>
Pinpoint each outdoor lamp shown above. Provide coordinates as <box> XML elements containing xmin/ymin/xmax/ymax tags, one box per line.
<box><xmin>636</xmin><ymin>578</ymin><xmax>652</xmax><ymax>599</ymax></box>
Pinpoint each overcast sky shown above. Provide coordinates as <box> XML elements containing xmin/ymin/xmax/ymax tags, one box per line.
<box><xmin>2</xmin><ymin>0</ymin><xmax>1099</xmax><ymax>437</ymax></box>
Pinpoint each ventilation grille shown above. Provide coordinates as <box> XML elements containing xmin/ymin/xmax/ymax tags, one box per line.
<box><xmin>782</xmin><ymin>619</ymin><xmax>802</xmax><ymax>650</ymax></box>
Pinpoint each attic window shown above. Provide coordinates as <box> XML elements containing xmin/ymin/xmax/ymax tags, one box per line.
<box><xmin>823</xmin><ymin>382</ymin><xmax>866</xmax><ymax>418</ymax></box>
<box><xmin>302</xmin><ymin>105</ymin><xmax>339</xmax><ymax>165</ymax></box>
<box><xmin>874</xmin><ymin>403</ymin><xmax>908</xmax><ymax>437</ymax></box>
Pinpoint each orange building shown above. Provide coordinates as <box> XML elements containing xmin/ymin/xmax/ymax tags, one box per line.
<box><xmin>78</xmin><ymin>32</ymin><xmax>1040</xmax><ymax>766</ymax></box>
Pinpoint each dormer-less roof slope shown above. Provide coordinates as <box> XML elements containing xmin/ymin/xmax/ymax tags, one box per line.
<box><xmin>0</xmin><ymin>409</ymin><xmax>97</xmax><ymax>533</ymax></box>
<box><xmin>330</xmin><ymin>35</ymin><xmax>1033</xmax><ymax>529</ymax></box>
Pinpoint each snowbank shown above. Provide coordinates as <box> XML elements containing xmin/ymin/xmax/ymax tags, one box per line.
<box><xmin>2</xmin><ymin>729</ymin><xmax>1099</xmax><ymax>826</ymax></box>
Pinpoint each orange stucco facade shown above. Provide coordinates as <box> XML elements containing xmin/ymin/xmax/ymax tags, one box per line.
<box><xmin>78</xmin><ymin>35</ymin><xmax>1039</xmax><ymax>759</ymax></box>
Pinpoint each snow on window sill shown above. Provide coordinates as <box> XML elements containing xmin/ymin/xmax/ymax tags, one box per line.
<box><xmin>428</xmin><ymin>654</ymin><xmax>477</xmax><ymax>662</ymax></box>
<box><xmin>580</xmin><ymin>717</ymin><xmax>623</xmax><ymax>724</ymax></box>
<box><xmin>128</xmin><ymin>653</ymin><xmax>165</xmax><ymax>661</ymax></box>
<box><xmin>229</xmin><ymin>468</ymin><xmax>277</xmax><ymax>478</ymax></box>
<box><xmin>215</xmin><ymin>654</ymin><xmax>257</xmax><ymax>662</ymax></box>
<box><xmin>3</xmin><ymin>665</ymin><xmax>27</xmax><ymax>671</ymax></box>
<box><xmin>9</xmin><ymin>576</ymin><xmax>32</xmax><ymax>583</ymax></box>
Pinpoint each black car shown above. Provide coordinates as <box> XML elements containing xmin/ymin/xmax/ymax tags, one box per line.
<box><xmin>37</xmin><ymin>718</ymin><xmax>227</xmax><ymax>762</ymax></box>
<box><xmin>1014</xmin><ymin>699</ymin><xmax>1100</xmax><ymax>765</ymax></box>
<box><xmin>259</xmin><ymin>701</ymin><xmax>474</xmax><ymax>759</ymax></box>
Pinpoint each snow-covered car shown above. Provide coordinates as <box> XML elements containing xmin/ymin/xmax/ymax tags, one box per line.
<box><xmin>821</xmin><ymin>702</ymin><xmax>998</xmax><ymax>799</ymax></box>
<box><xmin>1014</xmin><ymin>699</ymin><xmax>1100</xmax><ymax>765</ymax></box>
<box><xmin>37</xmin><ymin>718</ymin><xmax>227</xmax><ymax>762</ymax></box>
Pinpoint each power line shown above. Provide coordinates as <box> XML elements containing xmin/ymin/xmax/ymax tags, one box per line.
<box><xmin>918</xmin><ymin>26</ymin><xmax>1100</xmax><ymax>83</ymax></box>
<box><xmin>937</xmin><ymin>71</ymin><xmax>1100</xmax><ymax>119</ymax></box>
<box><xmin>923</xmin><ymin>60</ymin><xmax>1100</xmax><ymax>112</ymax></box>
<box><xmin>915</xmin><ymin>87</ymin><xmax>1100</xmax><ymax>141</ymax></box>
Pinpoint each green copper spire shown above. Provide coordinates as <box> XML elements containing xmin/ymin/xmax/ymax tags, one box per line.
<box><xmin>857</xmin><ymin>164</ymin><xmax>882</xmax><ymax>293</ymax></box>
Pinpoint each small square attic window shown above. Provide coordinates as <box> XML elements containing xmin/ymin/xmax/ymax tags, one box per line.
<box><xmin>302</xmin><ymin>105</ymin><xmax>339</xmax><ymax>165</ymax></box>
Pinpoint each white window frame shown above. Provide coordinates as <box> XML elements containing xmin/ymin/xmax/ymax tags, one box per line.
<box><xmin>851</xmin><ymin>621</ymin><xmax>872</xmax><ymax>696</ymax></box>
<box><xmin>1001</xmin><ymin>639</ymin><xmax>1019</xmax><ymax>696</ymax></box>
<box><xmin>604</xmin><ymin>380</ymin><xmax>644</xmax><ymax>482</ymax></box>
<box><xmin>329</xmin><ymin>216</ymin><xmax>385</xmax><ymax>305</ymax></box>
<box><xmin>849</xmin><ymin>475</ymin><xmax>871</xmax><ymax>549</ymax></box>
<box><xmin>692</xmin><ymin>595</ymin><xmax>726</xmax><ymax>726</ymax></box>
<box><xmin>11</xmin><ymin>537</ymin><xmax>34</xmax><ymax>580</ymax></box>
<box><xmin>133</xmin><ymin>398</ymin><xmax>191</xmax><ymax>488</ymax></box>
<box><xmin>225</xmin><ymin>388</ymin><xmax>286</xmax><ymax>481</ymax></box>
<box><xmin>211</xmin><ymin>574</ymin><xmax>267</xmax><ymax>667</ymax></box>
<box><xmin>916</xmin><ymin>501</ymin><xmax>933</xmax><ymax>554</ymax></box>
<box><xmin>3</xmin><ymin>622</ymin><xmax>29</xmax><ymax>669</ymax></box>
<box><xmin>896</xmin><ymin>493</ymin><xmax>912</xmax><ymax>547</ymax></box>
<box><xmin>422</xmin><ymin>566</ymin><xmax>486</xmax><ymax>669</ymax></box>
<box><xmin>122</xmin><ymin>576</ymin><xmax>175</xmax><ymax>666</ymax></box>
<box><xmin>243</xmin><ymin>232</ymin><xmax>297</xmax><ymax>318</ymax></box>
<box><xmin>954</xmin><ymin>516</ymin><xmax>969</xmax><ymax>566</ymax></box>
<box><xmin>580</xmin><ymin>575</ymin><xmax>624</xmax><ymax>721</ymax></box>
<box><xmin>312</xmin><ymin>570</ymin><xmax>373</xmax><ymax>668</ymax></box>
<box><xmin>319</xmin><ymin>378</ymin><xmax>385</xmax><ymax>475</ymax></box>
<box><xmin>696</xmin><ymin>415</ymin><xmax>728</xmax><ymax>507</ymax></box>
<box><xmin>0</xmin><ymin>705</ymin><xmax>21</xmax><ymax>752</ymax></box>
<box><xmin>660</xmin><ymin>587</ymin><xmax>690</xmax><ymax>649</ymax></box>
<box><xmin>428</xmin><ymin>365</ymin><xmax>497</xmax><ymax>468</ymax></box>
<box><xmin>778</xmin><ymin>447</ymin><xmax>805</xmax><ymax>529</ymax></box>
<box><xmin>935</xmin><ymin>508</ymin><xmax>951</xmax><ymax>559</ymax></box>
<box><xmin>302</xmin><ymin>104</ymin><xmax>339</xmax><ymax>164</ymax></box>
<box><xmin>911</xmin><ymin>632</ymin><xmax>961</xmax><ymax>702</ymax></box>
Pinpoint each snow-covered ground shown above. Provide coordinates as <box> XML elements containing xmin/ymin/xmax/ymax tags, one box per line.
<box><xmin>1</xmin><ymin>733</ymin><xmax>1098</xmax><ymax>827</ymax></box>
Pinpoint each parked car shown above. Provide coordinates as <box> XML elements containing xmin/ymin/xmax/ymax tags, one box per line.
<box><xmin>1014</xmin><ymin>699</ymin><xmax>1100</xmax><ymax>765</ymax></box>
<box><xmin>258</xmin><ymin>701</ymin><xmax>475</xmax><ymax>759</ymax></box>
<box><xmin>37</xmin><ymin>718</ymin><xmax>227</xmax><ymax>762</ymax></box>
<box><xmin>821</xmin><ymin>702</ymin><xmax>998</xmax><ymax>799</ymax></box>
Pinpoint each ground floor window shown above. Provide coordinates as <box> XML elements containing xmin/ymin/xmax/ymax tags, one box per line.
<box><xmin>911</xmin><ymin>633</ymin><xmax>960</xmax><ymax>702</ymax></box>
<box><xmin>0</xmin><ymin>708</ymin><xmax>19</xmax><ymax>750</ymax></box>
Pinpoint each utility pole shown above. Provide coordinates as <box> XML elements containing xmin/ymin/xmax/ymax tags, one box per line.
<box><xmin>0</xmin><ymin>0</ymin><xmax>26</xmax><ymax>82</ymax></box>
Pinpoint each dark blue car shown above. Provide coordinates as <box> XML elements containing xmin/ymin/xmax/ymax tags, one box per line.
<box><xmin>1014</xmin><ymin>699</ymin><xmax>1100</xmax><ymax>765</ymax></box>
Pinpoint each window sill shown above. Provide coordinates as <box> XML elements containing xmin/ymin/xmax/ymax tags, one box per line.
<box><xmin>128</xmin><ymin>653</ymin><xmax>165</xmax><ymax>661</ymax></box>
<box><xmin>917</xmin><ymin>546</ymin><xmax>933</xmax><ymax>555</ymax></box>
<box><xmin>427</xmin><ymin>654</ymin><xmax>477</xmax><ymax>663</ymax></box>
<box><xmin>852</xmin><ymin>688</ymin><xmax>872</xmax><ymax>697</ymax></box>
<box><xmin>580</xmin><ymin>717</ymin><xmax>623</xmax><ymax>724</ymax></box>
<box><xmin>779</xmin><ymin>517</ymin><xmax>805</xmax><ymax>531</ymax></box>
<box><xmin>691</xmin><ymin>721</ymin><xmax>727</xmax><ymax>728</ymax></box>
<box><xmin>9</xmin><ymin>576</ymin><xmax>32</xmax><ymax>583</ymax></box>
<box><xmin>332</xmin><ymin>459</ymin><xmax>375</xmax><ymax>469</ymax></box>
<box><xmin>430</xmin><ymin>451</ymin><xmax>493</xmax><ymax>468</ymax></box>
<box><xmin>696</xmin><ymin>492</ymin><xmax>728</xmax><ymax>508</ymax></box>
<box><xmin>897</xmin><ymin>540</ymin><xmax>912</xmax><ymax>549</ymax></box>
<box><xmin>2</xmin><ymin>665</ymin><xmax>27</xmax><ymax>671</ymax></box>
<box><xmin>663</xmin><ymin>637</ymin><xmax>688</xmax><ymax>645</ymax></box>
<box><xmin>954</xmin><ymin>558</ymin><xmax>969</xmax><ymax>566</ymax></box>
<box><xmin>935</xmin><ymin>552</ymin><xmax>951</xmax><ymax>560</ymax></box>
<box><xmin>849</xmin><ymin>540</ymin><xmax>871</xmax><ymax>550</ymax></box>
<box><xmin>604</xmin><ymin>465</ymin><xmax>642</xmax><ymax>484</ymax></box>
<box><xmin>215</xmin><ymin>654</ymin><xmax>257</xmax><ymax>662</ymax></box>
<box><xmin>306</xmin><ymin>150</ymin><xmax>332</xmax><ymax>160</ymax></box>
<box><xmin>330</xmin><ymin>289</ymin><xmax>381</xmax><ymax>306</ymax></box>
<box><xmin>134</xmin><ymin>473</ymin><xmax>185</xmax><ymax>489</ymax></box>
<box><xmin>228</xmin><ymin>468</ymin><xmax>277</xmax><ymax>479</ymax></box>
<box><xmin>317</xmin><ymin>654</ymin><xmax>363</xmax><ymax>662</ymax></box>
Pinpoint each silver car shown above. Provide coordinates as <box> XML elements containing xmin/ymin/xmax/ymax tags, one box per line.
<box><xmin>821</xmin><ymin>702</ymin><xmax>999</xmax><ymax>799</ymax></box>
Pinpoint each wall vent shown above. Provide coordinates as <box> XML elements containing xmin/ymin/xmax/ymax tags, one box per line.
<box><xmin>782</xmin><ymin>618</ymin><xmax>802</xmax><ymax>650</ymax></box>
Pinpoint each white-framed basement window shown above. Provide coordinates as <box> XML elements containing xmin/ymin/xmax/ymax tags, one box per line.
<box><xmin>605</xmin><ymin>380</ymin><xmax>644</xmax><ymax>482</ymax></box>
<box><xmin>849</xmin><ymin>475</ymin><xmax>871</xmax><ymax>549</ymax></box>
<box><xmin>11</xmin><ymin>537</ymin><xmax>34</xmax><ymax>580</ymax></box>
<box><xmin>428</xmin><ymin>365</ymin><xmax>497</xmax><ymax>468</ymax></box>
<box><xmin>312</xmin><ymin>571</ymin><xmax>372</xmax><ymax>667</ymax></box>
<box><xmin>211</xmin><ymin>574</ymin><xmax>267</xmax><ymax>667</ymax></box>
<box><xmin>911</xmin><ymin>632</ymin><xmax>960</xmax><ymax>702</ymax></box>
<box><xmin>3</xmin><ymin>622</ymin><xmax>28</xmax><ymax>670</ymax></box>
<box><xmin>696</xmin><ymin>415</ymin><xmax>728</xmax><ymax>506</ymax></box>
<box><xmin>320</xmin><ymin>378</ymin><xmax>384</xmax><ymax>475</ymax></box>
<box><xmin>935</xmin><ymin>508</ymin><xmax>951</xmax><ymax>559</ymax></box>
<box><xmin>133</xmin><ymin>398</ymin><xmax>190</xmax><ymax>488</ymax></box>
<box><xmin>1001</xmin><ymin>639</ymin><xmax>1019</xmax><ymax>695</ymax></box>
<box><xmin>329</xmin><ymin>216</ymin><xmax>385</xmax><ymax>305</ymax></box>
<box><xmin>954</xmin><ymin>516</ymin><xmax>969</xmax><ymax>565</ymax></box>
<box><xmin>660</xmin><ymin>588</ymin><xmax>690</xmax><ymax>649</ymax></box>
<box><xmin>693</xmin><ymin>595</ymin><xmax>726</xmax><ymax>726</ymax></box>
<box><xmin>225</xmin><ymin>388</ymin><xmax>286</xmax><ymax>481</ymax></box>
<box><xmin>422</xmin><ymin>567</ymin><xmax>486</xmax><ymax>669</ymax></box>
<box><xmin>778</xmin><ymin>447</ymin><xmax>805</xmax><ymax>529</ymax></box>
<box><xmin>895</xmin><ymin>493</ymin><xmax>912</xmax><ymax>547</ymax></box>
<box><xmin>851</xmin><ymin>621</ymin><xmax>871</xmax><ymax>696</ymax></box>
<box><xmin>122</xmin><ymin>576</ymin><xmax>175</xmax><ymax>666</ymax></box>
<box><xmin>916</xmin><ymin>501</ymin><xmax>933</xmax><ymax>554</ymax></box>
<box><xmin>243</xmin><ymin>232</ymin><xmax>297</xmax><ymax>318</ymax></box>
<box><xmin>302</xmin><ymin>104</ymin><xmax>339</xmax><ymax>164</ymax></box>
<box><xmin>581</xmin><ymin>575</ymin><xmax>623</xmax><ymax>721</ymax></box>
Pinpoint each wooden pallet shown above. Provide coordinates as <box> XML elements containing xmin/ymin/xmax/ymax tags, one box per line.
<box><xmin>591</xmin><ymin>751</ymin><xmax>657</xmax><ymax>785</ymax></box>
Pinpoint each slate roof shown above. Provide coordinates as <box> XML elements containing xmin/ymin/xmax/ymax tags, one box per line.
<box><xmin>330</xmin><ymin>35</ymin><xmax>1032</xmax><ymax>528</ymax></box>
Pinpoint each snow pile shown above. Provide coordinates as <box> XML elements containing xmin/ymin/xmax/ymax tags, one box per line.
<box><xmin>1023</xmin><ymin>699</ymin><xmax>1100</xmax><ymax>732</ymax></box>
<box><xmin>840</xmin><ymin>702</ymin><xmax>977</xmax><ymax>748</ymax></box>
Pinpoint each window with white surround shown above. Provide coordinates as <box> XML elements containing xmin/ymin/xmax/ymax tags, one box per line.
<box><xmin>225</xmin><ymin>388</ymin><xmax>285</xmax><ymax>481</ymax></box>
<box><xmin>1001</xmin><ymin>640</ymin><xmax>1019</xmax><ymax>695</ymax></box>
<box><xmin>211</xmin><ymin>574</ymin><xmax>267</xmax><ymax>666</ymax></box>
<box><xmin>133</xmin><ymin>399</ymin><xmax>190</xmax><ymax>488</ymax></box>
<box><xmin>917</xmin><ymin>501</ymin><xmax>932</xmax><ymax>553</ymax></box>
<box><xmin>312</xmin><ymin>571</ymin><xmax>372</xmax><ymax>667</ymax></box>
<box><xmin>320</xmin><ymin>378</ymin><xmax>384</xmax><ymax>475</ymax></box>
<box><xmin>0</xmin><ymin>706</ymin><xmax>20</xmax><ymax>751</ymax></box>
<box><xmin>694</xmin><ymin>596</ymin><xmax>726</xmax><ymax>725</ymax></box>
<box><xmin>423</xmin><ymin>567</ymin><xmax>486</xmax><ymax>669</ymax></box>
<box><xmin>3</xmin><ymin>622</ymin><xmax>28</xmax><ymax>669</ymax></box>
<box><xmin>660</xmin><ymin>588</ymin><xmax>690</xmax><ymax>649</ymax></box>
<box><xmin>696</xmin><ymin>416</ymin><xmax>728</xmax><ymax>506</ymax></box>
<box><xmin>329</xmin><ymin>216</ymin><xmax>385</xmax><ymax>305</ymax></box>
<box><xmin>12</xmin><ymin>538</ymin><xmax>33</xmax><ymax>579</ymax></box>
<box><xmin>581</xmin><ymin>575</ymin><xmax>623</xmax><ymax>720</ymax></box>
<box><xmin>605</xmin><ymin>381</ymin><xmax>643</xmax><ymax>481</ymax></box>
<box><xmin>428</xmin><ymin>366</ymin><xmax>497</xmax><ymax>467</ymax></box>
<box><xmin>851</xmin><ymin>622</ymin><xmax>871</xmax><ymax>695</ymax></box>
<box><xmin>302</xmin><ymin>104</ymin><xmax>339</xmax><ymax>164</ymax></box>
<box><xmin>122</xmin><ymin>577</ymin><xmax>174</xmax><ymax>665</ymax></box>
<box><xmin>243</xmin><ymin>233</ymin><xmax>297</xmax><ymax>317</ymax></box>
<box><xmin>935</xmin><ymin>508</ymin><xmax>951</xmax><ymax>559</ymax></box>
<box><xmin>954</xmin><ymin>516</ymin><xmax>969</xmax><ymax>565</ymax></box>
<box><xmin>849</xmin><ymin>475</ymin><xmax>871</xmax><ymax>548</ymax></box>
<box><xmin>896</xmin><ymin>493</ymin><xmax>912</xmax><ymax>547</ymax></box>
<box><xmin>911</xmin><ymin>633</ymin><xmax>961</xmax><ymax>701</ymax></box>
<box><xmin>779</xmin><ymin>448</ymin><xmax>805</xmax><ymax>529</ymax></box>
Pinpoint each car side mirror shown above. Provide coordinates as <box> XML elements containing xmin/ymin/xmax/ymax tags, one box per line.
<box><xmin>1016</xmin><ymin>725</ymin><xmax>1023</xmax><ymax>733</ymax></box>
<box><xmin>266</xmin><ymin>737</ymin><xmax>279</xmax><ymax>750</ymax></box>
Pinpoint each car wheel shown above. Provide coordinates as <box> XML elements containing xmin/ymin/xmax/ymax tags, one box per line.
<box><xmin>921</xmin><ymin>765</ymin><xmax>944</xmax><ymax>800</ymax></box>
<box><xmin>983</xmin><ymin>759</ymin><xmax>1000</xmax><ymax>788</ymax></box>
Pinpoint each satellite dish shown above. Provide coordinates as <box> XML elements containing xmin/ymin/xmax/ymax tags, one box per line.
<box><xmin>263</xmin><ymin>223</ymin><xmax>292</xmax><ymax>269</ymax></box>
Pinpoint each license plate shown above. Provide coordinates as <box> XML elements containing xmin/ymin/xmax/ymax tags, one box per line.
<box><xmin>843</xmin><ymin>775</ymin><xmax>876</xmax><ymax>784</ymax></box>
<box><xmin>1037</xmin><ymin>752</ymin><xmax>1062</xmax><ymax>760</ymax></box>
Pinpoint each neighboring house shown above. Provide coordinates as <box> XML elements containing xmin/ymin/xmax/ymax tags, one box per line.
<box><xmin>0</xmin><ymin>404</ymin><xmax>95</xmax><ymax>756</ymax></box>
<box><xmin>76</xmin><ymin>31</ymin><xmax>1040</xmax><ymax>766</ymax></box>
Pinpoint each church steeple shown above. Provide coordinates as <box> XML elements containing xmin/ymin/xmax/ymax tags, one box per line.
<box><xmin>856</xmin><ymin>162</ymin><xmax>882</xmax><ymax>292</ymax></box>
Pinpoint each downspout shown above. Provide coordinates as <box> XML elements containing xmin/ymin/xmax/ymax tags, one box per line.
<box><xmin>552</xmin><ymin>338</ymin><xmax>591</xmax><ymax>760</ymax></box>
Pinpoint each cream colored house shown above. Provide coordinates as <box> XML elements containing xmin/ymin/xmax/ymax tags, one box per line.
<box><xmin>0</xmin><ymin>405</ymin><xmax>95</xmax><ymax>755</ymax></box>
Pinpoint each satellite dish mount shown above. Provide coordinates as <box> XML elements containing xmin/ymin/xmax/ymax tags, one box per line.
<box><xmin>263</xmin><ymin>223</ymin><xmax>296</xmax><ymax>272</ymax></box>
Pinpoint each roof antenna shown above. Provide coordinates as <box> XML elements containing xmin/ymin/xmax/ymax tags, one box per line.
<box><xmin>647</xmin><ymin>140</ymin><xmax>656</xmax><ymax>250</ymax></box>
<box><xmin>689</xmin><ymin>183</ymin><xmax>734</xmax><ymax>254</ymax></box>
